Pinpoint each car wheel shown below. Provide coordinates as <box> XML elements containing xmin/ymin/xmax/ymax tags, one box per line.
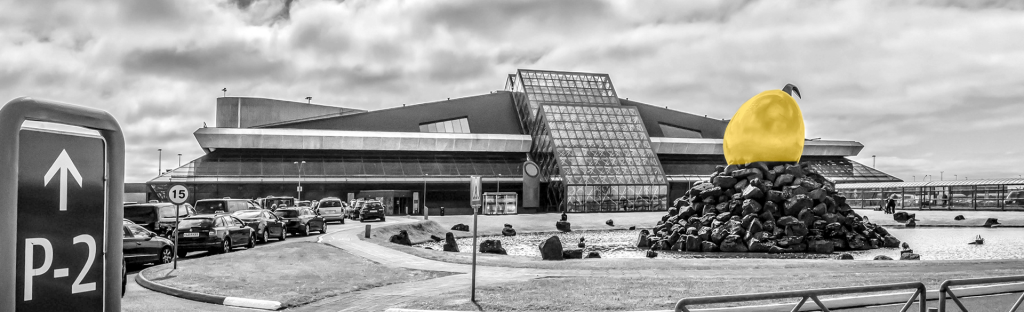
<box><xmin>359</xmin><ymin>217</ymin><xmax>365</xmax><ymax>222</ymax></box>
<box><xmin>278</xmin><ymin>228</ymin><xmax>287</xmax><ymax>241</ymax></box>
<box><xmin>380</xmin><ymin>216</ymin><xmax>386</xmax><ymax>222</ymax></box>
<box><xmin>247</xmin><ymin>233</ymin><xmax>256</xmax><ymax>249</ymax></box>
<box><xmin>260</xmin><ymin>229</ymin><xmax>269</xmax><ymax>243</ymax></box>
<box><xmin>223</xmin><ymin>238</ymin><xmax>232</xmax><ymax>253</ymax></box>
<box><xmin>160</xmin><ymin>247</ymin><xmax>173</xmax><ymax>264</ymax></box>
<box><xmin>177</xmin><ymin>249</ymin><xmax>188</xmax><ymax>258</ymax></box>
<box><xmin>303</xmin><ymin>224</ymin><xmax>310</xmax><ymax>236</ymax></box>
<box><xmin>320</xmin><ymin>223</ymin><xmax>327</xmax><ymax>234</ymax></box>
<box><xmin>340</xmin><ymin>218</ymin><xmax>345</xmax><ymax>224</ymax></box>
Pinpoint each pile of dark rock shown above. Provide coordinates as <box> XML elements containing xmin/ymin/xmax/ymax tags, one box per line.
<box><xmin>644</xmin><ymin>162</ymin><xmax>901</xmax><ymax>254</ymax></box>
<box><xmin>502</xmin><ymin>224</ymin><xmax>517</xmax><ymax>236</ymax></box>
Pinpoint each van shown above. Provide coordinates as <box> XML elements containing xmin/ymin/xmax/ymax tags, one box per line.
<box><xmin>315</xmin><ymin>197</ymin><xmax>346</xmax><ymax>224</ymax></box>
<box><xmin>194</xmin><ymin>198</ymin><xmax>258</xmax><ymax>215</ymax></box>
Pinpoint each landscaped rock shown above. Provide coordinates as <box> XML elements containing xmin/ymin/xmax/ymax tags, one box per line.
<box><xmin>562</xmin><ymin>249</ymin><xmax>584</xmax><ymax>259</ymax></box>
<box><xmin>893</xmin><ymin>212</ymin><xmax>914</xmax><ymax>223</ymax></box>
<box><xmin>702</xmin><ymin>241</ymin><xmax>719</xmax><ymax>252</ymax></box>
<box><xmin>719</xmin><ymin>235</ymin><xmax>748</xmax><ymax>252</ymax></box>
<box><xmin>451</xmin><ymin>224</ymin><xmax>470</xmax><ymax>231</ymax></box>
<box><xmin>984</xmin><ymin>218</ymin><xmax>1000</xmax><ymax>228</ymax></box>
<box><xmin>838</xmin><ymin>253</ymin><xmax>854</xmax><ymax>260</ymax></box>
<box><xmin>585</xmin><ymin>251</ymin><xmax>601</xmax><ymax>259</ymax></box>
<box><xmin>501</xmin><ymin>224</ymin><xmax>517</xmax><ymax>236</ymax></box>
<box><xmin>646</xmin><ymin>250</ymin><xmax>658</xmax><ymax>258</ymax></box>
<box><xmin>900</xmin><ymin>253</ymin><xmax>921</xmax><ymax>260</ymax></box>
<box><xmin>556</xmin><ymin>221</ymin><xmax>572</xmax><ymax>232</ymax></box>
<box><xmin>629</xmin><ymin>226</ymin><xmax>636</xmax><ymax>230</ymax></box>
<box><xmin>685</xmin><ymin>235</ymin><xmax>702</xmax><ymax>252</ymax></box>
<box><xmin>389</xmin><ymin>230</ymin><xmax>412</xmax><ymax>246</ymax></box>
<box><xmin>606</xmin><ymin>219</ymin><xmax>615</xmax><ymax>226</ymax></box>
<box><xmin>874</xmin><ymin>255</ymin><xmax>893</xmax><ymax>260</ymax></box>
<box><xmin>539</xmin><ymin>236</ymin><xmax>564</xmax><ymax>260</ymax></box>
<box><xmin>637</xmin><ymin>230</ymin><xmax>651</xmax><ymax>248</ymax></box>
<box><xmin>430</xmin><ymin>235</ymin><xmax>443</xmax><ymax>242</ymax></box>
<box><xmin>443</xmin><ymin>232</ymin><xmax>459</xmax><ymax>252</ymax></box>
<box><xmin>882</xmin><ymin>235</ymin><xmax>900</xmax><ymax>248</ymax></box>
<box><xmin>480</xmin><ymin>240</ymin><xmax>507</xmax><ymax>255</ymax></box>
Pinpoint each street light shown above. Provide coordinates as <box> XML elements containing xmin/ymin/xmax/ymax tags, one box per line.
<box><xmin>872</xmin><ymin>155</ymin><xmax>876</xmax><ymax>168</ymax></box>
<box><xmin>157</xmin><ymin>148</ymin><xmax>162</xmax><ymax>175</ymax></box>
<box><xmin>178</xmin><ymin>153</ymin><xmax>182</xmax><ymax>167</ymax></box>
<box><xmin>222</xmin><ymin>88</ymin><xmax>227</xmax><ymax>97</ymax></box>
<box><xmin>305</xmin><ymin>96</ymin><xmax>312</xmax><ymax>104</ymax></box>
<box><xmin>294</xmin><ymin>161</ymin><xmax>306</xmax><ymax>201</ymax></box>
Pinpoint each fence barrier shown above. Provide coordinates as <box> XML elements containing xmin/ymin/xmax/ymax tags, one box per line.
<box><xmin>674</xmin><ymin>282</ymin><xmax>927</xmax><ymax>312</ymax></box>
<box><xmin>939</xmin><ymin>275</ymin><xmax>1024</xmax><ymax>312</ymax></box>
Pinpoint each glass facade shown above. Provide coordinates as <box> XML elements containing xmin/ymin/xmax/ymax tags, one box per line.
<box><xmin>508</xmin><ymin>69</ymin><xmax>668</xmax><ymax>212</ymax></box>
<box><xmin>803</xmin><ymin>158</ymin><xmax>902</xmax><ymax>183</ymax></box>
<box><xmin>841</xmin><ymin>182</ymin><xmax>1024</xmax><ymax>210</ymax></box>
<box><xmin>419</xmin><ymin>117</ymin><xmax>471</xmax><ymax>133</ymax></box>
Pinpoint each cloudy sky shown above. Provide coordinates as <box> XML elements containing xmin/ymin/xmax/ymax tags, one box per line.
<box><xmin>2</xmin><ymin>0</ymin><xmax>1022</xmax><ymax>183</ymax></box>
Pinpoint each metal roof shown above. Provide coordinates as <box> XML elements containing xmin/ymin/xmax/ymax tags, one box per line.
<box><xmin>837</xmin><ymin>178</ymin><xmax>1024</xmax><ymax>189</ymax></box>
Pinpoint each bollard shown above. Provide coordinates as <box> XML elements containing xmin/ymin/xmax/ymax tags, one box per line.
<box><xmin>365</xmin><ymin>224</ymin><xmax>371</xmax><ymax>239</ymax></box>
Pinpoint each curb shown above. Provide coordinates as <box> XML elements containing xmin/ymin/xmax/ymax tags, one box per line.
<box><xmin>384</xmin><ymin>282</ymin><xmax>1024</xmax><ymax>312</ymax></box>
<box><xmin>135</xmin><ymin>267</ymin><xmax>283</xmax><ymax>310</ymax></box>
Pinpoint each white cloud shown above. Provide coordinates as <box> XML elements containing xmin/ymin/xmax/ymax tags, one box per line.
<box><xmin>0</xmin><ymin>0</ymin><xmax>1022</xmax><ymax>182</ymax></box>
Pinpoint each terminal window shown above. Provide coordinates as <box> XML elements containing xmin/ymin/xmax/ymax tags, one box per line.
<box><xmin>419</xmin><ymin>117</ymin><xmax>471</xmax><ymax>133</ymax></box>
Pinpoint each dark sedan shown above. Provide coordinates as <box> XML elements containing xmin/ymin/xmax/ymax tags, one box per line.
<box><xmin>232</xmin><ymin>209</ymin><xmax>287</xmax><ymax>243</ymax></box>
<box><xmin>174</xmin><ymin>215</ymin><xmax>256</xmax><ymax>257</ymax></box>
<box><xmin>274</xmin><ymin>208</ymin><xmax>326</xmax><ymax>236</ymax></box>
<box><xmin>123</xmin><ymin>222</ymin><xmax>174</xmax><ymax>266</ymax></box>
<box><xmin>359</xmin><ymin>201</ymin><xmax>386</xmax><ymax>222</ymax></box>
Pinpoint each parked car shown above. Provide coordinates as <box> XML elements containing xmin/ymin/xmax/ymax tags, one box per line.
<box><xmin>315</xmin><ymin>197</ymin><xmax>346</xmax><ymax>224</ymax></box>
<box><xmin>194</xmin><ymin>198</ymin><xmax>258</xmax><ymax>215</ymax></box>
<box><xmin>359</xmin><ymin>200</ymin><xmax>386</xmax><ymax>222</ymax></box>
<box><xmin>260</xmin><ymin>196</ymin><xmax>296</xmax><ymax>210</ymax></box>
<box><xmin>297</xmin><ymin>200</ymin><xmax>311</xmax><ymax>207</ymax></box>
<box><xmin>156</xmin><ymin>204</ymin><xmax>195</xmax><ymax>236</ymax></box>
<box><xmin>1006</xmin><ymin>191</ymin><xmax>1024</xmax><ymax>205</ymax></box>
<box><xmin>124</xmin><ymin>203</ymin><xmax>179</xmax><ymax>233</ymax></box>
<box><xmin>345</xmin><ymin>200</ymin><xmax>365</xmax><ymax>220</ymax></box>
<box><xmin>232</xmin><ymin>209</ymin><xmax>287</xmax><ymax>242</ymax></box>
<box><xmin>274</xmin><ymin>208</ymin><xmax>326</xmax><ymax>236</ymax></box>
<box><xmin>123</xmin><ymin>222</ymin><xmax>174</xmax><ymax>266</ymax></box>
<box><xmin>174</xmin><ymin>215</ymin><xmax>256</xmax><ymax>257</ymax></box>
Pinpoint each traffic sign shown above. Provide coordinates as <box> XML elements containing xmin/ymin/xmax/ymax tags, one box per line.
<box><xmin>167</xmin><ymin>185</ymin><xmax>188</xmax><ymax>205</ymax></box>
<box><xmin>1</xmin><ymin>98</ymin><xmax>125</xmax><ymax>312</ymax></box>
<box><xmin>469</xmin><ymin>176</ymin><xmax>482</xmax><ymax>209</ymax></box>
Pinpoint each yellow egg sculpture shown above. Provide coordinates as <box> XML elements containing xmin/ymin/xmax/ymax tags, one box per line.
<box><xmin>723</xmin><ymin>84</ymin><xmax>805</xmax><ymax>165</ymax></box>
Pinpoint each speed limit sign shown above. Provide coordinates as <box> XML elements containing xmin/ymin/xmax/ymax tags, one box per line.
<box><xmin>167</xmin><ymin>185</ymin><xmax>188</xmax><ymax>205</ymax></box>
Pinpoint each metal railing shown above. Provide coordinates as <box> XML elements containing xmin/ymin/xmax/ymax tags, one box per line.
<box><xmin>939</xmin><ymin>275</ymin><xmax>1024</xmax><ymax>312</ymax></box>
<box><xmin>674</xmin><ymin>282</ymin><xmax>927</xmax><ymax>312</ymax></box>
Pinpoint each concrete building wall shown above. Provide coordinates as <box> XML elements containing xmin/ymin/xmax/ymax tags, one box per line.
<box><xmin>215</xmin><ymin>97</ymin><xmax>365</xmax><ymax>128</ymax></box>
<box><xmin>267</xmin><ymin>92</ymin><xmax>525</xmax><ymax>135</ymax></box>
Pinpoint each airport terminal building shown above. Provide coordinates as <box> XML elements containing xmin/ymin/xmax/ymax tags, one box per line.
<box><xmin>148</xmin><ymin>69</ymin><xmax>899</xmax><ymax>215</ymax></box>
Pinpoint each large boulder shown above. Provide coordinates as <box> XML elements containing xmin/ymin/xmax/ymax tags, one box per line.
<box><xmin>556</xmin><ymin>221</ymin><xmax>572</xmax><ymax>232</ymax></box>
<box><xmin>562</xmin><ymin>249</ymin><xmax>584</xmax><ymax>259</ymax></box>
<box><xmin>720</xmin><ymin>235</ymin><xmax>748</xmax><ymax>252</ymax></box>
<box><xmin>685</xmin><ymin>235</ymin><xmax>702</xmax><ymax>252</ymax></box>
<box><xmin>480</xmin><ymin>240</ymin><xmax>507</xmax><ymax>255</ymax></box>
<box><xmin>742</xmin><ymin>185</ymin><xmax>764</xmax><ymax>200</ymax></box>
<box><xmin>539</xmin><ymin>236</ymin><xmax>564</xmax><ymax>260</ymax></box>
<box><xmin>585</xmin><ymin>251</ymin><xmax>601</xmax><ymax>259</ymax></box>
<box><xmin>451</xmin><ymin>224</ymin><xmax>470</xmax><ymax>231</ymax></box>
<box><xmin>953</xmin><ymin>215</ymin><xmax>965</xmax><ymax>221</ymax></box>
<box><xmin>984</xmin><ymin>218</ymin><xmax>1000</xmax><ymax>228</ymax></box>
<box><xmin>838</xmin><ymin>253</ymin><xmax>854</xmax><ymax>260</ymax></box>
<box><xmin>636</xmin><ymin>230</ymin><xmax>651</xmax><ymax>248</ymax></box>
<box><xmin>785</xmin><ymin>223</ymin><xmax>809</xmax><ymax>237</ymax></box>
<box><xmin>900</xmin><ymin>253</ymin><xmax>921</xmax><ymax>260</ymax></box>
<box><xmin>701</xmin><ymin>241</ymin><xmax>719</xmax><ymax>252</ymax></box>
<box><xmin>882</xmin><ymin>235</ymin><xmax>901</xmax><ymax>248</ymax></box>
<box><xmin>646</xmin><ymin>250</ymin><xmax>658</xmax><ymax>258</ymax></box>
<box><xmin>389</xmin><ymin>230</ymin><xmax>412</xmax><ymax>246</ymax></box>
<box><xmin>893</xmin><ymin>212</ymin><xmax>915</xmax><ymax>223</ymax></box>
<box><xmin>443</xmin><ymin>232</ymin><xmax>460</xmax><ymax>252</ymax></box>
<box><xmin>699</xmin><ymin>186</ymin><xmax>723</xmax><ymax>200</ymax></box>
<box><xmin>741</xmin><ymin>199</ymin><xmax>763</xmax><ymax>215</ymax></box>
<box><xmin>430</xmin><ymin>235</ymin><xmax>443</xmax><ymax>242</ymax></box>
<box><xmin>698</xmin><ymin>226</ymin><xmax>712</xmax><ymax>241</ymax></box>
<box><xmin>874</xmin><ymin>255</ymin><xmax>894</xmax><ymax>260</ymax></box>
<box><xmin>747</xmin><ymin>238</ymin><xmax>774</xmax><ymax>252</ymax></box>
<box><xmin>713</xmin><ymin>175</ymin><xmax>738</xmax><ymax>189</ymax></box>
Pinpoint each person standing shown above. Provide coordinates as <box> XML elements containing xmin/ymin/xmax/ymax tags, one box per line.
<box><xmin>886</xmin><ymin>196</ymin><xmax>897</xmax><ymax>214</ymax></box>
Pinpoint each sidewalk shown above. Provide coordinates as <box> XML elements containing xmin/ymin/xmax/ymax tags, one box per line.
<box><xmin>856</xmin><ymin>209</ymin><xmax>1024</xmax><ymax>227</ymax></box>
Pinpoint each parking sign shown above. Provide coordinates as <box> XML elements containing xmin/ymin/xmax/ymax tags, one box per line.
<box><xmin>470</xmin><ymin>176</ymin><xmax>482</xmax><ymax>209</ymax></box>
<box><xmin>0</xmin><ymin>98</ymin><xmax>125</xmax><ymax>312</ymax></box>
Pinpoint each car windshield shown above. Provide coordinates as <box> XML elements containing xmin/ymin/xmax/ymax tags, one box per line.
<box><xmin>233</xmin><ymin>210</ymin><xmax>262</xmax><ymax>218</ymax></box>
<box><xmin>194</xmin><ymin>201</ymin><xmax>226</xmax><ymax>214</ymax></box>
<box><xmin>266</xmin><ymin>198</ymin><xmax>294</xmax><ymax>208</ymax></box>
<box><xmin>124</xmin><ymin>205</ymin><xmax>157</xmax><ymax>221</ymax></box>
<box><xmin>159</xmin><ymin>206</ymin><xmax>189</xmax><ymax>218</ymax></box>
<box><xmin>365</xmin><ymin>202</ymin><xmax>383</xmax><ymax>209</ymax></box>
<box><xmin>274</xmin><ymin>210</ymin><xmax>299</xmax><ymax>218</ymax></box>
<box><xmin>177</xmin><ymin>218</ymin><xmax>213</xmax><ymax>229</ymax></box>
<box><xmin>320</xmin><ymin>200</ymin><xmax>342</xmax><ymax>208</ymax></box>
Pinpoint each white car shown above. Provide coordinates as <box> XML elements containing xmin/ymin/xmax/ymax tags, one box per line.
<box><xmin>316</xmin><ymin>197</ymin><xmax>346</xmax><ymax>224</ymax></box>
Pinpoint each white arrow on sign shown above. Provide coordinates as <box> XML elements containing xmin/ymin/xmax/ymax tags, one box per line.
<box><xmin>43</xmin><ymin>149</ymin><xmax>83</xmax><ymax>211</ymax></box>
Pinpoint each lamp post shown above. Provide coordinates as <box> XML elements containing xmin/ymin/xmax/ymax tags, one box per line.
<box><xmin>222</xmin><ymin>88</ymin><xmax>226</xmax><ymax>97</ymax></box>
<box><xmin>305</xmin><ymin>96</ymin><xmax>312</xmax><ymax>104</ymax></box>
<box><xmin>872</xmin><ymin>155</ymin><xmax>876</xmax><ymax>168</ymax></box>
<box><xmin>178</xmin><ymin>153</ymin><xmax>182</xmax><ymax>167</ymax></box>
<box><xmin>158</xmin><ymin>148</ymin><xmax>162</xmax><ymax>175</ymax></box>
<box><xmin>294</xmin><ymin>161</ymin><xmax>306</xmax><ymax>201</ymax></box>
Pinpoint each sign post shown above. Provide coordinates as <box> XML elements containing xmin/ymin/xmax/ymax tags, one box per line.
<box><xmin>1</xmin><ymin>97</ymin><xmax>125</xmax><ymax>312</ymax></box>
<box><xmin>469</xmin><ymin>175</ymin><xmax>482</xmax><ymax>302</ymax></box>
<box><xmin>166</xmin><ymin>184</ymin><xmax>188</xmax><ymax>270</ymax></box>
